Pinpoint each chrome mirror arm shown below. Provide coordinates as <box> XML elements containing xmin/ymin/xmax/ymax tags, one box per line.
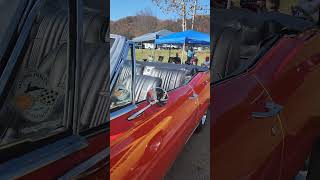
<box><xmin>128</xmin><ymin>100</ymin><xmax>158</xmax><ymax>121</ymax></box>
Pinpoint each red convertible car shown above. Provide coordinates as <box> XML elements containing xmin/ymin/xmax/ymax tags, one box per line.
<box><xmin>110</xmin><ymin>34</ymin><xmax>210</xmax><ymax>179</ymax></box>
<box><xmin>0</xmin><ymin>0</ymin><xmax>108</xmax><ymax>179</ymax></box>
<box><xmin>211</xmin><ymin>8</ymin><xmax>320</xmax><ymax>180</ymax></box>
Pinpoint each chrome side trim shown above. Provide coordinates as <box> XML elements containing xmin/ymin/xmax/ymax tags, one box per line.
<box><xmin>110</xmin><ymin>104</ymin><xmax>138</xmax><ymax>121</ymax></box>
<box><xmin>0</xmin><ymin>135</ymin><xmax>88</xmax><ymax>179</ymax></box>
<box><xmin>129</xmin><ymin>41</ymin><xmax>136</xmax><ymax>104</ymax></box>
<box><xmin>58</xmin><ymin>148</ymin><xmax>109</xmax><ymax>180</ymax></box>
<box><xmin>110</xmin><ymin>40</ymin><xmax>129</xmax><ymax>90</ymax></box>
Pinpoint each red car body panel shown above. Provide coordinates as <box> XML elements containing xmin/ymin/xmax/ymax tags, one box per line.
<box><xmin>110</xmin><ymin>71</ymin><xmax>210</xmax><ymax>180</ymax></box>
<box><xmin>19</xmin><ymin>132</ymin><xmax>108</xmax><ymax>180</ymax></box>
<box><xmin>254</xmin><ymin>30</ymin><xmax>320</xmax><ymax>179</ymax></box>
<box><xmin>212</xmin><ymin>73</ymin><xmax>283</xmax><ymax>180</ymax></box>
<box><xmin>212</xmin><ymin>29</ymin><xmax>320</xmax><ymax>180</ymax></box>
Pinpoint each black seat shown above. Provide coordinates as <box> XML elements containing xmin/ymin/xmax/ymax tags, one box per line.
<box><xmin>212</xmin><ymin>28</ymin><xmax>241</xmax><ymax>81</ymax></box>
<box><xmin>24</xmin><ymin>9</ymin><xmax>106</xmax><ymax>69</ymax></box>
<box><xmin>25</xmin><ymin>8</ymin><xmax>109</xmax><ymax>129</ymax></box>
<box><xmin>123</xmin><ymin>75</ymin><xmax>162</xmax><ymax>102</ymax></box>
<box><xmin>142</xmin><ymin>66</ymin><xmax>187</xmax><ymax>91</ymax></box>
<box><xmin>38</xmin><ymin>42</ymin><xmax>108</xmax><ymax>129</ymax></box>
<box><xmin>239</xmin><ymin>24</ymin><xmax>263</xmax><ymax>58</ymax></box>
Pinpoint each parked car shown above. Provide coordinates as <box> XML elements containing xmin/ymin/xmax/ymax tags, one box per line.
<box><xmin>211</xmin><ymin>8</ymin><xmax>320</xmax><ymax>180</ymax></box>
<box><xmin>110</xmin><ymin>34</ymin><xmax>210</xmax><ymax>179</ymax></box>
<box><xmin>0</xmin><ymin>0</ymin><xmax>108</xmax><ymax>179</ymax></box>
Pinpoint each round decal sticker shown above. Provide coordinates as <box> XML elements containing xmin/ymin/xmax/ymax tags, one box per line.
<box><xmin>13</xmin><ymin>71</ymin><xmax>61</xmax><ymax>123</ymax></box>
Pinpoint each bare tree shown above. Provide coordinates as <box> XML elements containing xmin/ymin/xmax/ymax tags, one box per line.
<box><xmin>191</xmin><ymin>0</ymin><xmax>197</xmax><ymax>29</ymax></box>
<box><xmin>152</xmin><ymin>0</ymin><xmax>208</xmax><ymax>31</ymax></box>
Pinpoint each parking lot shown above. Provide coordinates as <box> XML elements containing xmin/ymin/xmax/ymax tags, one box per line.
<box><xmin>165</xmin><ymin>114</ymin><xmax>210</xmax><ymax>180</ymax></box>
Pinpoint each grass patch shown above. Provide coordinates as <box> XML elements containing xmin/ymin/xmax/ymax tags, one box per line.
<box><xmin>136</xmin><ymin>49</ymin><xmax>210</xmax><ymax>65</ymax></box>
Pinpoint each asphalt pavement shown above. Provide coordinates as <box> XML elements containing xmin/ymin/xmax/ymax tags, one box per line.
<box><xmin>165</xmin><ymin>114</ymin><xmax>210</xmax><ymax>180</ymax></box>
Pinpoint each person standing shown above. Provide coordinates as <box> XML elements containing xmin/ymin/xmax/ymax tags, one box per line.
<box><xmin>186</xmin><ymin>47</ymin><xmax>194</xmax><ymax>64</ymax></box>
<box><xmin>202</xmin><ymin>56</ymin><xmax>210</xmax><ymax>68</ymax></box>
<box><xmin>257</xmin><ymin>0</ymin><xmax>267</xmax><ymax>12</ymax></box>
<box><xmin>191</xmin><ymin>54</ymin><xmax>199</xmax><ymax>65</ymax></box>
<box><xmin>173</xmin><ymin>53</ymin><xmax>181</xmax><ymax>64</ymax></box>
<box><xmin>266</xmin><ymin>0</ymin><xmax>279</xmax><ymax>12</ymax></box>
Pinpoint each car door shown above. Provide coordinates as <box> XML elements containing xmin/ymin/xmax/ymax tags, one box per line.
<box><xmin>0</xmin><ymin>1</ymin><xmax>109</xmax><ymax>179</ymax></box>
<box><xmin>110</xmin><ymin>45</ymin><xmax>199</xmax><ymax>180</ymax></box>
<box><xmin>189</xmin><ymin>70</ymin><xmax>210</xmax><ymax>120</ymax></box>
<box><xmin>110</xmin><ymin>86</ymin><xmax>198</xmax><ymax>180</ymax></box>
<box><xmin>254</xmin><ymin>30</ymin><xmax>320</xmax><ymax>179</ymax></box>
<box><xmin>212</xmin><ymin>73</ymin><xmax>284</xmax><ymax>180</ymax></box>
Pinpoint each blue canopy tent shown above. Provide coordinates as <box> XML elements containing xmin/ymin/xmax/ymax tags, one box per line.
<box><xmin>155</xmin><ymin>30</ymin><xmax>210</xmax><ymax>45</ymax></box>
<box><xmin>155</xmin><ymin>30</ymin><xmax>210</xmax><ymax>64</ymax></box>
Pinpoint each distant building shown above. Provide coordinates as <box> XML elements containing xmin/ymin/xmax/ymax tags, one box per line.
<box><xmin>132</xmin><ymin>29</ymin><xmax>173</xmax><ymax>49</ymax></box>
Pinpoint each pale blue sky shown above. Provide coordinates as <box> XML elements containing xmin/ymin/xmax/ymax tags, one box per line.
<box><xmin>110</xmin><ymin>0</ymin><xmax>209</xmax><ymax>21</ymax></box>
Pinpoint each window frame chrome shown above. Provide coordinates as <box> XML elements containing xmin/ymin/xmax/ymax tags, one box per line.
<box><xmin>110</xmin><ymin>39</ymin><xmax>137</xmax><ymax>121</ymax></box>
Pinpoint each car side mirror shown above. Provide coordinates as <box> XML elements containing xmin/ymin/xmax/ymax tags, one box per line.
<box><xmin>146</xmin><ymin>87</ymin><xmax>168</xmax><ymax>106</ymax></box>
<box><xmin>128</xmin><ymin>87</ymin><xmax>168</xmax><ymax>121</ymax></box>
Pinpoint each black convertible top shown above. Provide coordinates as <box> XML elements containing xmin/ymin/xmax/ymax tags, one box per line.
<box><xmin>212</xmin><ymin>8</ymin><xmax>315</xmax><ymax>43</ymax></box>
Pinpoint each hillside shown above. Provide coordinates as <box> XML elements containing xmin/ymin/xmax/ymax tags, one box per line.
<box><xmin>110</xmin><ymin>15</ymin><xmax>210</xmax><ymax>39</ymax></box>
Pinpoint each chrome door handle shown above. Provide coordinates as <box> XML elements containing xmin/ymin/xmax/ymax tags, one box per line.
<box><xmin>189</xmin><ymin>93</ymin><xmax>198</xmax><ymax>100</ymax></box>
<box><xmin>252</xmin><ymin>101</ymin><xmax>283</xmax><ymax>118</ymax></box>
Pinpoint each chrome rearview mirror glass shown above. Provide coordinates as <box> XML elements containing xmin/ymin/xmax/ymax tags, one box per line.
<box><xmin>128</xmin><ymin>87</ymin><xmax>168</xmax><ymax>121</ymax></box>
<box><xmin>146</xmin><ymin>87</ymin><xmax>168</xmax><ymax>106</ymax></box>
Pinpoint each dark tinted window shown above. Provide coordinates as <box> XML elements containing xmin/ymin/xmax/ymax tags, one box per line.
<box><xmin>78</xmin><ymin>4</ymin><xmax>109</xmax><ymax>131</ymax></box>
<box><xmin>0</xmin><ymin>0</ymin><xmax>69</xmax><ymax>147</ymax></box>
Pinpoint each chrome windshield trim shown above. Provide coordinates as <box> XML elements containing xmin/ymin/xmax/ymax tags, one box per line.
<box><xmin>128</xmin><ymin>41</ymin><xmax>136</xmax><ymax>104</ymax></box>
<box><xmin>110</xmin><ymin>41</ymin><xmax>129</xmax><ymax>90</ymax></box>
<box><xmin>110</xmin><ymin>104</ymin><xmax>138</xmax><ymax>121</ymax></box>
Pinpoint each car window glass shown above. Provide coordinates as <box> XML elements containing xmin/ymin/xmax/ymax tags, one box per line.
<box><xmin>0</xmin><ymin>0</ymin><xmax>69</xmax><ymax>148</ymax></box>
<box><xmin>78</xmin><ymin>3</ymin><xmax>109</xmax><ymax>131</ymax></box>
<box><xmin>110</xmin><ymin>45</ymin><xmax>134</xmax><ymax>110</ymax></box>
